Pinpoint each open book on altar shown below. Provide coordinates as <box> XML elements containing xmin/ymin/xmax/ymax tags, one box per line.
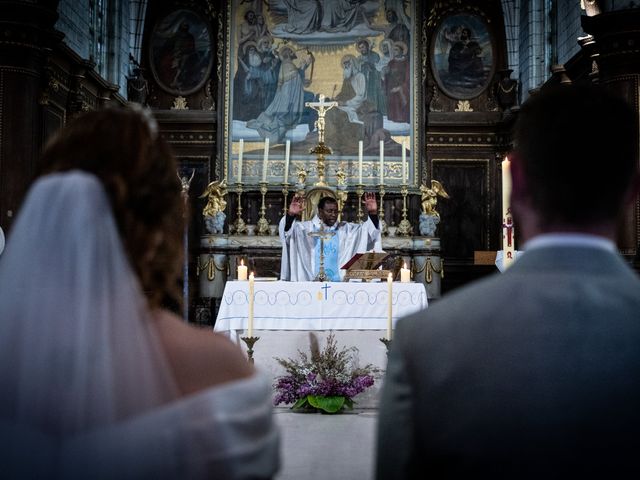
<box><xmin>341</xmin><ymin>252</ymin><xmax>391</xmax><ymax>281</ymax></box>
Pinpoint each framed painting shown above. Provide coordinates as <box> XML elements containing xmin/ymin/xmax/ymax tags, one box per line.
<box><xmin>149</xmin><ymin>8</ymin><xmax>213</xmax><ymax>96</ymax></box>
<box><xmin>431</xmin><ymin>13</ymin><xmax>494</xmax><ymax>100</ymax></box>
<box><xmin>223</xmin><ymin>0</ymin><xmax>419</xmax><ymax>188</ymax></box>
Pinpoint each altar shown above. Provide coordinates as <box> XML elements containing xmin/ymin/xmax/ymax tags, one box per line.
<box><xmin>214</xmin><ymin>280</ymin><xmax>427</xmax><ymax>408</ymax></box>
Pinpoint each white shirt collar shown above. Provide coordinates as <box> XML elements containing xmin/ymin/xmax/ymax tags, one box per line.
<box><xmin>523</xmin><ymin>233</ymin><xmax>616</xmax><ymax>253</ymax></box>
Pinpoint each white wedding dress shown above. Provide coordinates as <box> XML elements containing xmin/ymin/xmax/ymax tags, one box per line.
<box><xmin>0</xmin><ymin>171</ymin><xmax>279</xmax><ymax>479</ymax></box>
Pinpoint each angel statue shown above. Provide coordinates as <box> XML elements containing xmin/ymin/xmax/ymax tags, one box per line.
<box><xmin>419</xmin><ymin>180</ymin><xmax>450</xmax><ymax>237</ymax></box>
<box><xmin>200</xmin><ymin>179</ymin><xmax>228</xmax><ymax>234</ymax></box>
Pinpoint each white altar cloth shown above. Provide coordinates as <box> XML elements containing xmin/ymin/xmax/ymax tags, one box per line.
<box><xmin>215</xmin><ymin>281</ymin><xmax>427</xmax><ymax>409</ymax></box>
<box><xmin>214</xmin><ymin>281</ymin><xmax>428</xmax><ymax>332</ymax></box>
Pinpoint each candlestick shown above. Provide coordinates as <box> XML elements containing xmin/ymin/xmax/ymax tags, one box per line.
<box><xmin>397</xmin><ymin>184</ymin><xmax>413</xmax><ymax>236</ymax></box>
<box><xmin>240</xmin><ymin>335</ymin><xmax>260</xmax><ymax>365</ymax></box>
<box><xmin>237</xmin><ymin>258</ymin><xmax>248</xmax><ymax>280</ymax></box>
<box><xmin>262</xmin><ymin>138</ymin><xmax>269</xmax><ymax>182</ymax></box>
<box><xmin>248</xmin><ymin>272</ymin><xmax>255</xmax><ymax>337</ymax></box>
<box><xmin>257</xmin><ymin>182</ymin><xmax>270</xmax><ymax>235</ymax></box>
<box><xmin>386</xmin><ymin>272</ymin><xmax>393</xmax><ymax>340</ymax></box>
<box><xmin>400</xmin><ymin>262</ymin><xmax>410</xmax><ymax>283</ymax></box>
<box><xmin>502</xmin><ymin>157</ymin><xmax>515</xmax><ymax>269</ymax></box>
<box><xmin>237</xmin><ymin>139</ymin><xmax>244</xmax><ymax>183</ymax></box>
<box><xmin>378</xmin><ymin>184</ymin><xmax>388</xmax><ymax>236</ymax></box>
<box><xmin>379</xmin><ymin>140</ymin><xmax>384</xmax><ymax>185</ymax></box>
<box><xmin>355</xmin><ymin>184</ymin><xmax>364</xmax><ymax>223</ymax></box>
<box><xmin>358</xmin><ymin>140</ymin><xmax>363</xmax><ymax>184</ymax></box>
<box><xmin>233</xmin><ymin>183</ymin><xmax>248</xmax><ymax>234</ymax></box>
<box><xmin>284</xmin><ymin>140</ymin><xmax>290</xmax><ymax>184</ymax></box>
<box><xmin>281</xmin><ymin>182</ymin><xmax>290</xmax><ymax>217</ymax></box>
<box><xmin>402</xmin><ymin>140</ymin><xmax>407</xmax><ymax>183</ymax></box>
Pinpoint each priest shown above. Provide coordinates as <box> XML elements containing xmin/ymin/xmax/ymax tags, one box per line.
<box><xmin>279</xmin><ymin>193</ymin><xmax>382</xmax><ymax>281</ymax></box>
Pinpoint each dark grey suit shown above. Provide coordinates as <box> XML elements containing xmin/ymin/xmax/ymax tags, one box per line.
<box><xmin>377</xmin><ymin>246</ymin><xmax>640</xmax><ymax>479</ymax></box>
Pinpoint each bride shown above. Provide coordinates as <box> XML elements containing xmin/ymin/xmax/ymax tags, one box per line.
<box><xmin>0</xmin><ymin>107</ymin><xmax>279</xmax><ymax>478</ymax></box>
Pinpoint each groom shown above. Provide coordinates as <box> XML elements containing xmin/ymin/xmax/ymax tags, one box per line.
<box><xmin>376</xmin><ymin>84</ymin><xmax>640</xmax><ymax>478</ymax></box>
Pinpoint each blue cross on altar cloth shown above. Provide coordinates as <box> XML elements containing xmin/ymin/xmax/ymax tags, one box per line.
<box><xmin>314</xmin><ymin>228</ymin><xmax>340</xmax><ymax>281</ymax></box>
<box><xmin>321</xmin><ymin>283</ymin><xmax>331</xmax><ymax>300</ymax></box>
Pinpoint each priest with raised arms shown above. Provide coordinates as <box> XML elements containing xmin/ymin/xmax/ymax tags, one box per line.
<box><xmin>279</xmin><ymin>192</ymin><xmax>382</xmax><ymax>281</ymax></box>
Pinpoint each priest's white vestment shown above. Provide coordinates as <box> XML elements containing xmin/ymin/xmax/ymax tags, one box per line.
<box><xmin>278</xmin><ymin>214</ymin><xmax>382</xmax><ymax>281</ymax></box>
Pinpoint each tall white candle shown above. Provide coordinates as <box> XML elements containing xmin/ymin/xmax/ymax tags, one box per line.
<box><xmin>237</xmin><ymin>139</ymin><xmax>244</xmax><ymax>183</ymax></box>
<box><xmin>237</xmin><ymin>258</ymin><xmax>247</xmax><ymax>281</ymax></box>
<box><xmin>262</xmin><ymin>138</ymin><xmax>269</xmax><ymax>182</ymax></box>
<box><xmin>379</xmin><ymin>140</ymin><xmax>384</xmax><ymax>185</ymax></box>
<box><xmin>401</xmin><ymin>140</ymin><xmax>407</xmax><ymax>183</ymax></box>
<box><xmin>248</xmin><ymin>272</ymin><xmax>255</xmax><ymax>337</ymax></box>
<box><xmin>284</xmin><ymin>140</ymin><xmax>290</xmax><ymax>184</ymax></box>
<box><xmin>358</xmin><ymin>140</ymin><xmax>363</xmax><ymax>184</ymax></box>
<box><xmin>387</xmin><ymin>272</ymin><xmax>393</xmax><ymax>340</ymax></box>
<box><xmin>501</xmin><ymin>157</ymin><xmax>515</xmax><ymax>269</ymax></box>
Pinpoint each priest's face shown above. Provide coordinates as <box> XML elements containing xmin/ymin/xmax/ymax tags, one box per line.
<box><xmin>318</xmin><ymin>202</ymin><xmax>339</xmax><ymax>226</ymax></box>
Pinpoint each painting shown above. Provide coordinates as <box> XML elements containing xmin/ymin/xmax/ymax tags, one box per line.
<box><xmin>224</xmin><ymin>0</ymin><xmax>417</xmax><ymax>187</ymax></box>
<box><xmin>431</xmin><ymin>13</ymin><xmax>494</xmax><ymax>100</ymax></box>
<box><xmin>149</xmin><ymin>9</ymin><xmax>213</xmax><ymax>96</ymax></box>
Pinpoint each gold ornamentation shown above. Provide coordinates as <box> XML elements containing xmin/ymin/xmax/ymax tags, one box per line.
<box><xmin>171</xmin><ymin>96</ymin><xmax>189</xmax><ymax>110</ymax></box>
<box><xmin>420</xmin><ymin>180</ymin><xmax>450</xmax><ymax>218</ymax></box>
<box><xmin>396</xmin><ymin>184</ymin><xmax>413</xmax><ymax>236</ymax></box>
<box><xmin>200</xmin><ymin>179</ymin><xmax>228</xmax><ymax>217</ymax></box>
<box><xmin>197</xmin><ymin>255</ymin><xmax>228</xmax><ymax>281</ymax></box>
<box><xmin>455</xmin><ymin>100</ymin><xmax>473</xmax><ymax>112</ymax></box>
<box><xmin>256</xmin><ymin>182</ymin><xmax>270</xmax><ymax>235</ymax></box>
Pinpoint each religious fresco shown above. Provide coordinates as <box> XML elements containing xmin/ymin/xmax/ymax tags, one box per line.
<box><xmin>431</xmin><ymin>13</ymin><xmax>494</xmax><ymax>100</ymax></box>
<box><xmin>225</xmin><ymin>0</ymin><xmax>416</xmax><ymax>187</ymax></box>
<box><xmin>149</xmin><ymin>9</ymin><xmax>213</xmax><ymax>96</ymax></box>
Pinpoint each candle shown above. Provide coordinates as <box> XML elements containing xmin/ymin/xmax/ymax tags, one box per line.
<box><xmin>237</xmin><ymin>258</ymin><xmax>248</xmax><ymax>281</ymax></box>
<box><xmin>501</xmin><ymin>157</ymin><xmax>515</xmax><ymax>269</ymax></box>
<box><xmin>358</xmin><ymin>140</ymin><xmax>363</xmax><ymax>184</ymax></box>
<box><xmin>400</xmin><ymin>262</ymin><xmax>410</xmax><ymax>283</ymax></box>
<box><xmin>284</xmin><ymin>140</ymin><xmax>290</xmax><ymax>184</ymax></box>
<box><xmin>379</xmin><ymin>140</ymin><xmax>384</xmax><ymax>185</ymax></box>
<box><xmin>401</xmin><ymin>140</ymin><xmax>407</xmax><ymax>183</ymax></box>
<box><xmin>387</xmin><ymin>272</ymin><xmax>393</xmax><ymax>340</ymax></box>
<box><xmin>248</xmin><ymin>272</ymin><xmax>255</xmax><ymax>337</ymax></box>
<box><xmin>262</xmin><ymin>138</ymin><xmax>270</xmax><ymax>182</ymax></box>
<box><xmin>237</xmin><ymin>139</ymin><xmax>244</xmax><ymax>183</ymax></box>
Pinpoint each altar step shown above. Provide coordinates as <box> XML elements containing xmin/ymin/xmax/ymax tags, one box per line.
<box><xmin>274</xmin><ymin>408</ymin><xmax>378</xmax><ymax>480</ymax></box>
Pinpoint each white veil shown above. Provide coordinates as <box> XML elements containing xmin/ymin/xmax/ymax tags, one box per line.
<box><xmin>0</xmin><ymin>171</ymin><xmax>178</xmax><ymax>437</ymax></box>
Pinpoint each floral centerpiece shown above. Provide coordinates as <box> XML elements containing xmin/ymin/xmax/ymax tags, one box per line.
<box><xmin>273</xmin><ymin>332</ymin><xmax>377</xmax><ymax>413</ymax></box>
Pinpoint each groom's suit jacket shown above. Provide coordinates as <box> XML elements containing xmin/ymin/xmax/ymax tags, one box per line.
<box><xmin>377</xmin><ymin>246</ymin><xmax>640</xmax><ymax>479</ymax></box>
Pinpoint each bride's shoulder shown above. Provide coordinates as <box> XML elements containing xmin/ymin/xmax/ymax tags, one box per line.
<box><xmin>151</xmin><ymin>309</ymin><xmax>253</xmax><ymax>395</ymax></box>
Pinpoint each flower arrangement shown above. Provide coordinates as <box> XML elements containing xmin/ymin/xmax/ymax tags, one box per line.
<box><xmin>273</xmin><ymin>332</ymin><xmax>377</xmax><ymax>413</ymax></box>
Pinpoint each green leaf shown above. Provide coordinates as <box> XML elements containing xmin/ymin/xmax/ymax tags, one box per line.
<box><xmin>344</xmin><ymin>397</ymin><xmax>354</xmax><ymax>409</ymax></box>
<box><xmin>292</xmin><ymin>397</ymin><xmax>310</xmax><ymax>410</ymax></box>
<box><xmin>307</xmin><ymin>395</ymin><xmax>345</xmax><ymax>413</ymax></box>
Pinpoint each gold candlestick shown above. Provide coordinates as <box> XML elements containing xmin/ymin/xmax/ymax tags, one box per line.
<box><xmin>356</xmin><ymin>184</ymin><xmax>364</xmax><ymax>223</ymax></box>
<box><xmin>240</xmin><ymin>336</ymin><xmax>260</xmax><ymax>364</ymax></box>
<box><xmin>378</xmin><ymin>184</ymin><xmax>388</xmax><ymax>235</ymax></box>
<box><xmin>397</xmin><ymin>184</ymin><xmax>413</xmax><ymax>236</ymax></box>
<box><xmin>233</xmin><ymin>182</ymin><xmax>248</xmax><ymax>235</ymax></box>
<box><xmin>281</xmin><ymin>182</ymin><xmax>290</xmax><ymax>217</ymax></box>
<box><xmin>256</xmin><ymin>182</ymin><xmax>270</xmax><ymax>235</ymax></box>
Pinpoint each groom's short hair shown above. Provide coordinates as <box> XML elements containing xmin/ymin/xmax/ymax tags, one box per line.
<box><xmin>513</xmin><ymin>84</ymin><xmax>637</xmax><ymax>225</ymax></box>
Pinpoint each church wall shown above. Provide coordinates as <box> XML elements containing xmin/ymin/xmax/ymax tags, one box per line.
<box><xmin>556</xmin><ymin>2</ymin><xmax>583</xmax><ymax>64</ymax></box>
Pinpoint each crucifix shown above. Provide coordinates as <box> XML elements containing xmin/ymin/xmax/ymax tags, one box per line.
<box><xmin>305</xmin><ymin>94</ymin><xmax>338</xmax><ymax>144</ymax></box>
<box><xmin>305</xmin><ymin>94</ymin><xmax>338</xmax><ymax>186</ymax></box>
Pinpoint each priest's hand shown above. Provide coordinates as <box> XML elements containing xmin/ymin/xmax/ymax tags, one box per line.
<box><xmin>288</xmin><ymin>194</ymin><xmax>305</xmax><ymax>216</ymax></box>
<box><xmin>363</xmin><ymin>192</ymin><xmax>377</xmax><ymax>214</ymax></box>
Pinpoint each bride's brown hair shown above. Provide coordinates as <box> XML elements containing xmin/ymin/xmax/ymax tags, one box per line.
<box><xmin>38</xmin><ymin>107</ymin><xmax>184</xmax><ymax>308</ymax></box>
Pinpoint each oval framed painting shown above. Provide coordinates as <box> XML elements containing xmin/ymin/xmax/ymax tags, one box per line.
<box><xmin>431</xmin><ymin>13</ymin><xmax>495</xmax><ymax>100</ymax></box>
<box><xmin>149</xmin><ymin>9</ymin><xmax>213</xmax><ymax>96</ymax></box>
